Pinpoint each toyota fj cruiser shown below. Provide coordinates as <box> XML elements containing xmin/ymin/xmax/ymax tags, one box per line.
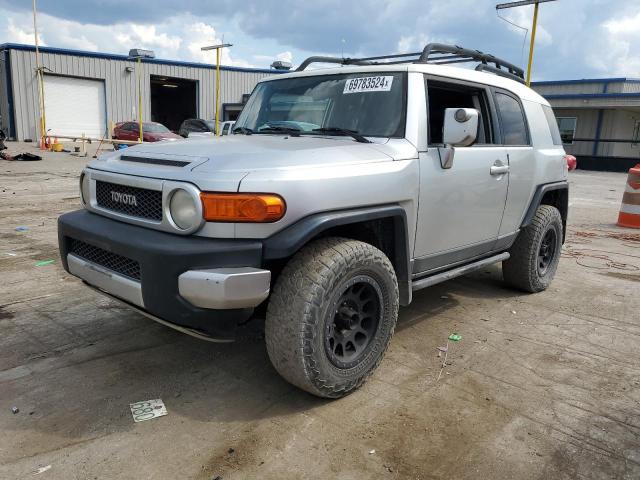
<box><xmin>58</xmin><ymin>44</ymin><xmax>569</xmax><ymax>398</ymax></box>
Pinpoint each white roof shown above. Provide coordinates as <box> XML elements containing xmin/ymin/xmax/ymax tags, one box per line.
<box><xmin>261</xmin><ymin>63</ymin><xmax>548</xmax><ymax>105</ymax></box>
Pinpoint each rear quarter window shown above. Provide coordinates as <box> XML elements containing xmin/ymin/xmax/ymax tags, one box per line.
<box><xmin>495</xmin><ymin>92</ymin><xmax>529</xmax><ymax>146</ymax></box>
<box><xmin>542</xmin><ymin>105</ymin><xmax>563</xmax><ymax>145</ymax></box>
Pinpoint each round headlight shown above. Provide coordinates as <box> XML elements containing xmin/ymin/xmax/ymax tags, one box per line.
<box><xmin>169</xmin><ymin>189</ymin><xmax>199</xmax><ymax>230</ymax></box>
<box><xmin>80</xmin><ymin>172</ymin><xmax>90</xmax><ymax>205</ymax></box>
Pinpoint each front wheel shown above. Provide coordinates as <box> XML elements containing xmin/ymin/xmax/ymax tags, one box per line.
<box><xmin>265</xmin><ymin>237</ymin><xmax>399</xmax><ymax>398</ymax></box>
<box><xmin>503</xmin><ymin>205</ymin><xmax>563</xmax><ymax>293</ymax></box>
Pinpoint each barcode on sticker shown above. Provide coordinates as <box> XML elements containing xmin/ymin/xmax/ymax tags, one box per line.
<box><xmin>343</xmin><ymin>76</ymin><xmax>393</xmax><ymax>94</ymax></box>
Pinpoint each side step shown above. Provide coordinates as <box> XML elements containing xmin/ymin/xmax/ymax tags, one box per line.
<box><xmin>411</xmin><ymin>252</ymin><xmax>510</xmax><ymax>292</ymax></box>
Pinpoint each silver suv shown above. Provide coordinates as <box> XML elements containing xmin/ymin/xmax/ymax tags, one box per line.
<box><xmin>58</xmin><ymin>44</ymin><xmax>569</xmax><ymax>398</ymax></box>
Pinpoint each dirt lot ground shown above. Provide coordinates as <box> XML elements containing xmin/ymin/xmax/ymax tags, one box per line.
<box><xmin>1</xmin><ymin>141</ymin><xmax>639</xmax><ymax>480</ymax></box>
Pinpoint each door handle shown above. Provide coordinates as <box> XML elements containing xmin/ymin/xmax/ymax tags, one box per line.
<box><xmin>490</xmin><ymin>162</ymin><xmax>509</xmax><ymax>176</ymax></box>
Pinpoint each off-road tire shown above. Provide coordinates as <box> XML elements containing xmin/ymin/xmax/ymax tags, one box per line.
<box><xmin>265</xmin><ymin>237</ymin><xmax>399</xmax><ymax>398</ymax></box>
<box><xmin>503</xmin><ymin>205</ymin><xmax>563</xmax><ymax>293</ymax></box>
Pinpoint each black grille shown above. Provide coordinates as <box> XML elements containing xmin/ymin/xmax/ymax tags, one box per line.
<box><xmin>95</xmin><ymin>181</ymin><xmax>162</xmax><ymax>221</ymax></box>
<box><xmin>69</xmin><ymin>239</ymin><xmax>141</xmax><ymax>281</ymax></box>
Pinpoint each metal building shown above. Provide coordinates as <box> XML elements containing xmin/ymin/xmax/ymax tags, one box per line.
<box><xmin>532</xmin><ymin>78</ymin><xmax>640</xmax><ymax>171</ymax></box>
<box><xmin>0</xmin><ymin>43</ymin><xmax>278</xmax><ymax>141</ymax></box>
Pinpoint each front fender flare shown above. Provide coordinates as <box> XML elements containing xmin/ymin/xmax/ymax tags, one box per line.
<box><xmin>262</xmin><ymin>205</ymin><xmax>412</xmax><ymax>305</ymax></box>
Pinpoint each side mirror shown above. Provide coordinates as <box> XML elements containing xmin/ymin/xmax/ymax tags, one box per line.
<box><xmin>439</xmin><ymin>108</ymin><xmax>479</xmax><ymax>169</ymax></box>
<box><xmin>443</xmin><ymin>108</ymin><xmax>479</xmax><ymax>147</ymax></box>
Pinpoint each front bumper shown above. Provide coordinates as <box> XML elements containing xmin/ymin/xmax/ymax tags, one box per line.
<box><xmin>58</xmin><ymin>209</ymin><xmax>268</xmax><ymax>340</ymax></box>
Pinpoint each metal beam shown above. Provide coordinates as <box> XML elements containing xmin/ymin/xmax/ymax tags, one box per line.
<box><xmin>496</xmin><ymin>0</ymin><xmax>556</xmax><ymax>9</ymax></box>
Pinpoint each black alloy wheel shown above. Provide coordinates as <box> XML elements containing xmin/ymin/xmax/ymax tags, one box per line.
<box><xmin>324</xmin><ymin>276</ymin><xmax>382</xmax><ymax>369</ymax></box>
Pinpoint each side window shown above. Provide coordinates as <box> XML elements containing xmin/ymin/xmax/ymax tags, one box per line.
<box><xmin>556</xmin><ymin>117</ymin><xmax>577</xmax><ymax>145</ymax></box>
<box><xmin>222</xmin><ymin>123</ymin><xmax>230</xmax><ymax>135</ymax></box>
<box><xmin>425</xmin><ymin>78</ymin><xmax>494</xmax><ymax>145</ymax></box>
<box><xmin>495</xmin><ymin>92</ymin><xmax>529</xmax><ymax>146</ymax></box>
<box><xmin>186</xmin><ymin>120</ymin><xmax>201</xmax><ymax>132</ymax></box>
<box><xmin>542</xmin><ymin>105</ymin><xmax>562</xmax><ymax>145</ymax></box>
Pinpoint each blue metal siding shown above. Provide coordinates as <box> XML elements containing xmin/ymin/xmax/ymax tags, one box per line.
<box><xmin>543</xmin><ymin>92</ymin><xmax>640</xmax><ymax>100</ymax></box>
<box><xmin>532</xmin><ymin>77</ymin><xmax>640</xmax><ymax>86</ymax></box>
<box><xmin>0</xmin><ymin>43</ymin><xmax>279</xmax><ymax>74</ymax></box>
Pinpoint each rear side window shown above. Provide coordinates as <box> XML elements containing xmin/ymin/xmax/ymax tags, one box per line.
<box><xmin>542</xmin><ymin>105</ymin><xmax>562</xmax><ymax>145</ymax></box>
<box><xmin>495</xmin><ymin>92</ymin><xmax>529</xmax><ymax>146</ymax></box>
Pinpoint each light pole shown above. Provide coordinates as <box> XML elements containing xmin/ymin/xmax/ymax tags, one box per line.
<box><xmin>496</xmin><ymin>0</ymin><xmax>558</xmax><ymax>86</ymax></box>
<box><xmin>32</xmin><ymin>0</ymin><xmax>46</xmax><ymax>146</ymax></box>
<box><xmin>201</xmin><ymin>43</ymin><xmax>232</xmax><ymax>136</ymax></box>
<box><xmin>128</xmin><ymin>49</ymin><xmax>155</xmax><ymax>142</ymax></box>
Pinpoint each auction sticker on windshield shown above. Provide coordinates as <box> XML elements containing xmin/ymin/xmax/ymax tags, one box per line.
<box><xmin>343</xmin><ymin>76</ymin><xmax>393</xmax><ymax>94</ymax></box>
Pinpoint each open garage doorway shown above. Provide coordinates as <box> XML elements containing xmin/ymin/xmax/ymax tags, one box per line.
<box><xmin>150</xmin><ymin>75</ymin><xmax>197</xmax><ymax>132</ymax></box>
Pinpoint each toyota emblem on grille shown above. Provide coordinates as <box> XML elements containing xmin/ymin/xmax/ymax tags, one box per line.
<box><xmin>110</xmin><ymin>191</ymin><xmax>138</xmax><ymax>206</ymax></box>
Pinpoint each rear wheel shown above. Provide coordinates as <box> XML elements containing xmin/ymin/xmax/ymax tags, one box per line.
<box><xmin>265</xmin><ymin>237</ymin><xmax>399</xmax><ymax>398</ymax></box>
<box><xmin>503</xmin><ymin>205</ymin><xmax>563</xmax><ymax>293</ymax></box>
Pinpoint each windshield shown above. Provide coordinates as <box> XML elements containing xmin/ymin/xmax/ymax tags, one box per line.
<box><xmin>205</xmin><ymin>121</ymin><xmax>216</xmax><ymax>130</ymax></box>
<box><xmin>235</xmin><ymin>72</ymin><xmax>407</xmax><ymax>138</ymax></box>
<box><xmin>144</xmin><ymin>123</ymin><xmax>170</xmax><ymax>133</ymax></box>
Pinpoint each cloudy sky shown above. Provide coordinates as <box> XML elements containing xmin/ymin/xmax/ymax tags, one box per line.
<box><xmin>0</xmin><ymin>0</ymin><xmax>638</xmax><ymax>80</ymax></box>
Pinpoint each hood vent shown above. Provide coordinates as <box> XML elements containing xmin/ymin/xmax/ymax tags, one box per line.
<box><xmin>120</xmin><ymin>155</ymin><xmax>190</xmax><ymax>167</ymax></box>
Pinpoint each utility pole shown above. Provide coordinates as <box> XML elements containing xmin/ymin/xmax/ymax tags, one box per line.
<box><xmin>32</xmin><ymin>0</ymin><xmax>46</xmax><ymax>146</ymax></box>
<box><xmin>128</xmin><ymin>49</ymin><xmax>155</xmax><ymax>142</ymax></box>
<box><xmin>201</xmin><ymin>43</ymin><xmax>232</xmax><ymax>136</ymax></box>
<box><xmin>496</xmin><ymin>0</ymin><xmax>558</xmax><ymax>86</ymax></box>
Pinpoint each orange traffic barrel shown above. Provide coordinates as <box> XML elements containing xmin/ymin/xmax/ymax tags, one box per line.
<box><xmin>617</xmin><ymin>164</ymin><xmax>640</xmax><ymax>229</ymax></box>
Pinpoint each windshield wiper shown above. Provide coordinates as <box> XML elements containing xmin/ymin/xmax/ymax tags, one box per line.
<box><xmin>258</xmin><ymin>124</ymin><xmax>301</xmax><ymax>137</ymax></box>
<box><xmin>232</xmin><ymin>126</ymin><xmax>253</xmax><ymax>135</ymax></box>
<box><xmin>312</xmin><ymin>127</ymin><xmax>371</xmax><ymax>143</ymax></box>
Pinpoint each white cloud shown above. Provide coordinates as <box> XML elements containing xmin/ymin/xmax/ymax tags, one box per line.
<box><xmin>6</xmin><ymin>18</ymin><xmax>43</xmax><ymax>46</ymax></box>
<box><xmin>604</xmin><ymin>12</ymin><xmax>640</xmax><ymax>35</ymax></box>
<box><xmin>2</xmin><ymin>0</ymin><xmax>640</xmax><ymax>79</ymax></box>
<box><xmin>0</xmin><ymin>9</ymin><xmax>254</xmax><ymax>67</ymax></box>
<box><xmin>581</xmin><ymin>10</ymin><xmax>640</xmax><ymax>77</ymax></box>
<box><xmin>396</xmin><ymin>33</ymin><xmax>433</xmax><ymax>53</ymax></box>
<box><xmin>276</xmin><ymin>51</ymin><xmax>292</xmax><ymax>63</ymax></box>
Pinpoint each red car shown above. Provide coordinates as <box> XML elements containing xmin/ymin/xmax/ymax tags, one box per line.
<box><xmin>113</xmin><ymin>122</ymin><xmax>181</xmax><ymax>142</ymax></box>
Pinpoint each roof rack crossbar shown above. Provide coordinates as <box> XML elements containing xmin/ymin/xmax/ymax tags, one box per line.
<box><xmin>418</xmin><ymin>43</ymin><xmax>524</xmax><ymax>80</ymax></box>
<box><xmin>356</xmin><ymin>51</ymin><xmax>422</xmax><ymax>62</ymax></box>
<box><xmin>295</xmin><ymin>43</ymin><xmax>525</xmax><ymax>83</ymax></box>
<box><xmin>475</xmin><ymin>64</ymin><xmax>525</xmax><ymax>84</ymax></box>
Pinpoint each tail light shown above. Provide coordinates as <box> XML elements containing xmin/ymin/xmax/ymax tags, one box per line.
<box><xmin>564</xmin><ymin>154</ymin><xmax>577</xmax><ymax>171</ymax></box>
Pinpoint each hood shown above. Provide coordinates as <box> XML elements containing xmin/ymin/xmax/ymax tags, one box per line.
<box><xmin>88</xmin><ymin>134</ymin><xmax>417</xmax><ymax>191</ymax></box>
<box><xmin>188</xmin><ymin>135</ymin><xmax>415</xmax><ymax>173</ymax></box>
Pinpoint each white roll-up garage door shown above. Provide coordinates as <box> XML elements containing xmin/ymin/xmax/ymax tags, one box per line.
<box><xmin>43</xmin><ymin>75</ymin><xmax>106</xmax><ymax>138</ymax></box>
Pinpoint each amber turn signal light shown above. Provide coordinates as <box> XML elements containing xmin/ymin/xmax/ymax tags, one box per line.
<box><xmin>200</xmin><ymin>192</ymin><xmax>286</xmax><ymax>222</ymax></box>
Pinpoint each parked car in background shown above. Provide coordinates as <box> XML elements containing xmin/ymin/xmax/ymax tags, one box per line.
<box><xmin>179</xmin><ymin>119</ymin><xmax>236</xmax><ymax>138</ymax></box>
<box><xmin>178</xmin><ymin>119</ymin><xmax>215</xmax><ymax>138</ymax></box>
<box><xmin>220</xmin><ymin>121</ymin><xmax>235</xmax><ymax>135</ymax></box>
<box><xmin>113</xmin><ymin>122</ymin><xmax>181</xmax><ymax>142</ymax></box>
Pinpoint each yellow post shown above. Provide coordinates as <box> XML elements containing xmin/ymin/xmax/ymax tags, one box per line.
<box><xmin>137</xmin><ymin>57</ymin><xmax>143</xmax><ymax>142</ymax></box>
<box><xmin>32</xmin><ymin>0</ymin><xmax>46</xmax><ymax>145</ymax></box>
<box><xmin>215</xmin><ymin>48</ymin><xmax>221</xmax><ymax>136</ymax></box>
<box><xmin>525</xmin><ymin>1</ymin><xmax>539</xmax><ymax>86</ymax></box>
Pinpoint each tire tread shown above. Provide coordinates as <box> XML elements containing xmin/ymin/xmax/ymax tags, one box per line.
<box><xmin>265</xmin><ymin>237</ymin><xmax>398</xmax><ymax>398</ymax></box>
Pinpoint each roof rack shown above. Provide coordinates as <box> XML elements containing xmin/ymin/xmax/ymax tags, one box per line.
<box><xmin>295</xmin><ymin>43</ymin><xmax>525</xmax><ymax>84</ymax></box>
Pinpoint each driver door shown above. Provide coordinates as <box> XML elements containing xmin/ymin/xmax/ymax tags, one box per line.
<box><xmin>413</xmin><ymin>77</ymin><xmax>509</xmax><ymax>274</ymax></box>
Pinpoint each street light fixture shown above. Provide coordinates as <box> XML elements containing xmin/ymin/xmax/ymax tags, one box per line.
<box><xmin>496</xmin><ymin>0</ymin><xmax>558</xmax><ymax>86</ymax></box>
<box><xmin>201</xmin><ymin>43</ymin><xmax>233</xmax><ymax>136</ymax></box>
<box><xmin>128</xmin><ymin>48</ymin><xmax>155</xmax><ymax>142</ymax></box>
